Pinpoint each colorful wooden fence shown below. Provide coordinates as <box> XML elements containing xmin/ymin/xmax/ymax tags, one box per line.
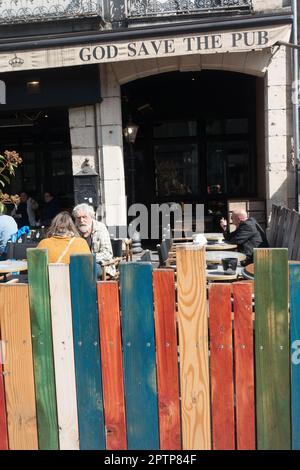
<box><xmin>0</xmin><ymin>247</ymin><xmax>299</xmax><ymax>450</ymax></box>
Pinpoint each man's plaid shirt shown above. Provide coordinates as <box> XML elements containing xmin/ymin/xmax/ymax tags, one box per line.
<box><xmin>91</xmin><ymin>220</ymin><xmax>116</xmax><ymax>277</ymax></box>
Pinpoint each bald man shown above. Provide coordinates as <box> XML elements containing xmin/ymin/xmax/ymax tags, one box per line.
<box><xmin>220</xmin><ymin>209</ymin><xmax>268</xmax><ymax>265</ymax></box>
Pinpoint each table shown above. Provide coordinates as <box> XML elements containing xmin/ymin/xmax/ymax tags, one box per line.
<box><xmin>242</xmin><ymin>261</ymin><xmax>297</xmax><ymax>280</ymax></box>
<box><xmin>205</xmin><ymin>242</ymin><xmax>237</xmax><ymax>251</ymax></box>
<box><xmin>0</xmin><ymin>260</ymin><xmax>28</xmax><ymax>274</ymax></box>
<box><xmin>206</xmin><ymin>251</ymin><xmax>246</xmax><ymax>264</ymax></box>
<box><xmin>206</xmin><ymin>265</ymin><xmax>243</xmax><ymax>281</ymax></box>
<box><xmin>204</xmin><ymin>233</ymin><xmax>224</xmax><ymax>241</ymax></box>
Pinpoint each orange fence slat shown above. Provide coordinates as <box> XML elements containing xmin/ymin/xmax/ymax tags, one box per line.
<box><xmin>153</xmin><ymin>270</ymin><xmax>181</xmax><ymax>450</ymax></box>
<box><xmin>209</xmin><ymin>283</ymin><xmax>235</xmax><ymax>450</ymax></box>
<box><xmin>97</xmin><ymin>282</ymin><xmax>127</xmax><ymax>450</ymax></box>
<box><xmin>233</xmin><ymin>282</ymin><xmax>256</xmax><ymax>450</ymax></box>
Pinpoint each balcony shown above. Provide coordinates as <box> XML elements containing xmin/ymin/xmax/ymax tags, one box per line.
<box><xmin>0</xmin><ymin>0</ymin><xmax>103</xmax><ymax>24</ymax></box>
<box><xmin>126</xmin><ymin>0</ymin><xmax>253</xmax><ymax>19</ymax></box>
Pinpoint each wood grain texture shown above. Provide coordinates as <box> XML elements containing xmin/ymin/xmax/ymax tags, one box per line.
<box><xmin>233</xmin><ymin>282</ymin><xmax>255</xmax><ymax>450</ymax></box>
<box><xmin>153</xmin><ymin>270</ymin><xmax>181</xmax><ymax>450</ymax></box>
<box><xmin>176</xmin><ymin>246</ymin><xmax>211</xmax><ymax>450</ymax></box>
<box><xmin>48</xmin><ymin>264</ymin><xmax>79</xmax><ymax>450</ymax></box>
<box><xmin>97</xmin><ymin>281</ymin><xmax>127</xmax><ymax>450</ymax></box>
<box><xmin>289</xmin><ymin>262</ymin><xmax>300</xmax><ymax>450</ymax></box>
<box><xmin>27</xmin><ymin>249</ymin><xmax>59</xmax><ymax>450</ymax></box>
<box><xmin>254</xmin><ymin>248</ymin><xmax>291</xmax><ymax>450</ymax></box>
<box><xmin>209</xmin><ymin>283</ymin><xmax>235</xmax><ymax>450</ymax></box>
<box><xmin>69</xmin><ymin>254</ymin><xmax>105</xmax><ymax>450</ymax></box>
<box><xmin>0</xmin><ymin>315</ymin><xmax>8</xmax><ymax>450</ymax></box>
<box><xmin>119</xmin><ymin>262</ymin><xmax>159</xmax><ymax>450</ymax></box>
<box><xmin>0</xmin><ymin>285</ymin><xmax>38</xmax><ymax>450</ymax></box>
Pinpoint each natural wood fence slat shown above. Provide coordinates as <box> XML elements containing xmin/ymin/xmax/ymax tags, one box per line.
<box><xmin>290</xmin><ymin>262</ymin><xmax>300</xmax><ymax>450</ymax></box>
<box><xmin>254</xmin><ymin>248</ymin><xmax>291</xmax><ymax>450</ymax></box>
<box><xmin>0</xmin><ymin>285</ymin><xmax>38</xmax><ymax>450</ymax></box>
<box><xmin>97</xmin><ymin>282</ymin><xmax>127</xmax><ymax>450</ymax></box>
<box><xmin>119</xmin><ymin>262</ymin><xmax>159</xmax><ymax>450</ymax></box>
<box><xmin>0</xmin><ymin>362</ymin><xmax>8</xmax><ymax>450</ymax></box>
<box><xmin>27</xmin><ymin>249</ymin><xmax>59</xmax><ymax>450</ymax></box>
<box><xmin>69</xmin><ymin>254</ymin><xmax>105</xmax><ymax>450</ymax></box>
<box><xmin>48</xmin><ymin>265</ymin><xmax>79</xmax><ymax>450</ymax></box>
<box><xmin>209</xmin><ymin>283</ymin><xmax>235</xmax><ymax>450</ymax></box>
<box><xmin>233</xmin><ymin>282</ymin><xmax>256</xmax><ymax>450</ymax></box>
<box><xmin>153</xmin><ymin>270</ymin><xmax>181</xmax><ymax>450</ymax></box>
<box><xmin>176</xmin><ymin>246</ymin><xmax>211</xmax><ymax>450</ymax></box>
<box><xmin>0</xmin><ymin>292</ymin><xmax>9</xmax><ymax>450</ymax></box>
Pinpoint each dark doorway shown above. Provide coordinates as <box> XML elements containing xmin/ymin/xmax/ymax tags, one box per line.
<box><xmin>0</xmin><ymin>108</ymin><xmax>73</xmax><ymax>210</ymax></box>
<box><xmin>122</xmin><ymin>70</ymin><xmax>258</xmax><ymax>231</ymax></box>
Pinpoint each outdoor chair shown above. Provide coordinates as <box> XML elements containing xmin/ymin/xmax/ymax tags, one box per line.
<box><xmin>157</xmin><ymin>240</ymin><xmax>176</xmax><ymax>269</ymax></box>
<box><xmin>6</xmin><ymin>240</ymin><xmax>39</xmax><ymax>260</ymax></box>
<box><xmin>101</xmin><ymin>238</ymin><xmax>132</xmax><ymax>280</ymax></box>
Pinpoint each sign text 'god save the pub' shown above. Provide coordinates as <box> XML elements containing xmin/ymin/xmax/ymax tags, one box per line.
<box><xmin>79</xmin><ymin>29</ymin><xmax>274</xmax><ymax>63</ymax></box>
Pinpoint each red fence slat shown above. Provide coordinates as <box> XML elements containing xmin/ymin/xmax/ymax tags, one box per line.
<box><xmin>209</xmin><ymin>283</ymin><xmax>235</xmax><ymax>450</ymax></box>
<box><xmin>233</xmin><ymin>283</ymin><xmax>256</xmax><ymax>450</ymax></box>
<box><xmin>97</xmin><ymin>282</ymin><xmax>127</xmax><ymax>450</ymax></box>
<box><xmin>153</xmin><ymin>270</ymin><xmax>181</xmax><ymax>450</ymax></box>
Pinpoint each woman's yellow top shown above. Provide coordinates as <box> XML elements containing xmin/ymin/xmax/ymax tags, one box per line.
<box><xmin>37</xmin><ymin>236</ymin><xmax>90</xmax><ymax>264</ymax></box>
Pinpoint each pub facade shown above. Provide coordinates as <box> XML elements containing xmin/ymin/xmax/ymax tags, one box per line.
<box><xmin>0</xmin><ymin>0</ymin><xmax>295</xmax><ymax>235</ymax></box>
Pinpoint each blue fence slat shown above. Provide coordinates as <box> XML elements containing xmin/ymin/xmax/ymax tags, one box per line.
<box><xmin>119</xmin><ymin>262</ymin><xmax>159</xmax><ymax>450</ymax></box>
<box><xmin>69</xmin><ymin>254</ymin><xmax>105</xmax><ymax>450</ymax></box>
<box><xmin>290</xmin><ymin>262</ymin><xmax>300</xmax><ymax>450</ymax></box>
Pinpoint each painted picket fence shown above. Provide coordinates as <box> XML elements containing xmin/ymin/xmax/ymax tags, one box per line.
<box><xmin>0</xmin><ymin>246</ymin><xmax>299</xmax><ymax>450</ymax></box>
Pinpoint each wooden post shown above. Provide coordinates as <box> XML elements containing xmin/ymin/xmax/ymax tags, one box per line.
<box><xmin>48</xmin><ymin>264</ymin><xmax>79</xmax><ymax>450</ymax></box>
<box><xmin>254</xmin><ymin>248</ymin><xmax>291</xmax><ymax>450</ymax></box>
<box><xmin>27</xmin><ymin>249</ymin><xmax>59</xmax><ymax>450</ymax></box>
<box><xmin>153</xmin><ymin>269</ymin><xmax>181</xmax><ymax>450</ymax></box>
<box><xmin>290</xmin><ymin>262</ymin><xmax>300</xmax><ymax>450</ymax></box>
<box><xmin>119</xmin><ymin>262</ymin><xmax>159</xmax><ymax>450</ymax></box>
<box><xmin>0</xmin><ymin>285</ymin><xmax>38</xmax><ymax>450</ymax></box>
<box><xmin>69</xmin><ymin>254</ymin><xmax>105</xmax><ymax>450</ymax></box>
<box><xmin>97</xmin><ymin>281</ymin><xmax>127</xmax><ymax>450</ymax></box>
<box><xmin>176</xmin><ymin>246</ymin><xmax>211</xmax><ymax>450</ymax></box>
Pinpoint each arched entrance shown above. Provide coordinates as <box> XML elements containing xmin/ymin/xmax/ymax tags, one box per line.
<box><xmin>122</xmin><ymin>70</ymin><xmax>264</xmax><ymax>233</ymax></box>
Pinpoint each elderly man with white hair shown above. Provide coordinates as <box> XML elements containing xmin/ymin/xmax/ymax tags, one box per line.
<box><xmin>220</xmin><ymin>208</ymin><xmax>268</xmax><ymax>265</ymax></box>
<box><xmin>72</xmin><ymin>203</ymin><xmax>115</xmax><ymax>278</ymax></box>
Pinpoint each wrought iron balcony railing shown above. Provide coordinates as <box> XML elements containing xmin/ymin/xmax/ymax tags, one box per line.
<box><xmin>126</xmin><ymin>0</ymin><xmax>253</xmax><ymax>19</ymax></box>
<box><xmin>0</xmin><ymin>0</ymin><xmax>102</xmax><ymax>24</ymax></box>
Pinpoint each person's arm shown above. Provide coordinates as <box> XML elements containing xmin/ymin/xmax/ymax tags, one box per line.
<box><xmin>0</xmin><ymin>228</ymin><xmax>5</xmax><ymax>255</ymax></box>
<box><xmin>95</xmin><ymin>225</ymin><xmax>114</xmax><ymax>265</ymax></box>
<box><xmin>225</xmin><ymin>223</ymin><xmax>255</xmax><ymax>245</ymax></box>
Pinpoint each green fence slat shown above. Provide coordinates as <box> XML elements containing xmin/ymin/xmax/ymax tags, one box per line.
<box><xmin>27</xmin><ymin>249</ymin><xmax>59</xmax><ymax>450</ymax></box>
<box><xmin>254</xmin><ymin>248</ymin><xmax>291</xmax><ymax>450</ymax></box>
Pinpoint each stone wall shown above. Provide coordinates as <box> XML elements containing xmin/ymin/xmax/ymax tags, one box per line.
<box><xmin>252</xmin><ymin>0</ymin><xmax>291</xmax><ymax>12</ymax></box>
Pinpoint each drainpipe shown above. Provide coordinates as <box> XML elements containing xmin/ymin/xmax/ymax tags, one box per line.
<box><xmin>292</xmin><ymin>0</ymin><xmax>300</xmax><ymax>212</ymax></box>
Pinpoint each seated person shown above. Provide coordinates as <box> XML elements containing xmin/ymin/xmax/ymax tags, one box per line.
<box><xmin>37</xmin><ymin>211</ymin><xmax>90</xmax><ymax>263</ymax></box>
<box><xmin>11</xmin><ymin>191</ymin><xmax>39</xmax><ymax>228</ymax></box>
<box><xmin>0</xmin><ymin>210</ymin><xmax>18</xmax><ymax>261</ymax></box>
<box><xmin>40</xmin><ymin>191</ymin><xmax>60</xmax><ymax>227</ymax></box>
<box><xmin>220</xmin><ymin>208</ymin><xmax>269</xmax><ymax>265</ymax></box>
<box><xmin>72</xmin><ymin>203</ymin><xmax>115</xmax><ymax>279</ymax></box>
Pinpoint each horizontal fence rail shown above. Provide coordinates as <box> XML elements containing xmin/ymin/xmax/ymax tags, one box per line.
<box><xmin>0</xmin><ymin>247</ymin><xmax>299</xmax><ymax>450</ymax></box>
<box><xmin>126</xmin><ymin>0</ymin><xmax>253</xmax><ymax>19</ymax></box>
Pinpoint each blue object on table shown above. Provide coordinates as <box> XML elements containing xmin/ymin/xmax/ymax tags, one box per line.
<box><xmin>10</xmin><ymin>226</ymin><xmax>30</xmax><ymax>243</ymax></box>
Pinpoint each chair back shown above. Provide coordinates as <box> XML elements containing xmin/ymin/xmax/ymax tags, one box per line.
<box><xmin>157</xmin><ymin>240</ymin><xmax>169</xmax><ymax>267</ymax></box>
<box><xmin>111</xmin><ymin>239</ymin><xmax>123</xmax><ymax>258</ymax></box>
<box><xmin>140</xmin><ymin>250</ymin><xmax>151</xmax><ymax>262</ymax></box>
<box><xmin>6</xmin><ymin>241</ymin><xmax>39</xmax><ymax>260</ymax></box>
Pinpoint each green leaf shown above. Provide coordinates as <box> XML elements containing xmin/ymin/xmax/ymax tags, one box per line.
<box><xmin>2</xmin><ymin>174</ymin><xmax>10</xmax><ymax>183</ymax></box>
